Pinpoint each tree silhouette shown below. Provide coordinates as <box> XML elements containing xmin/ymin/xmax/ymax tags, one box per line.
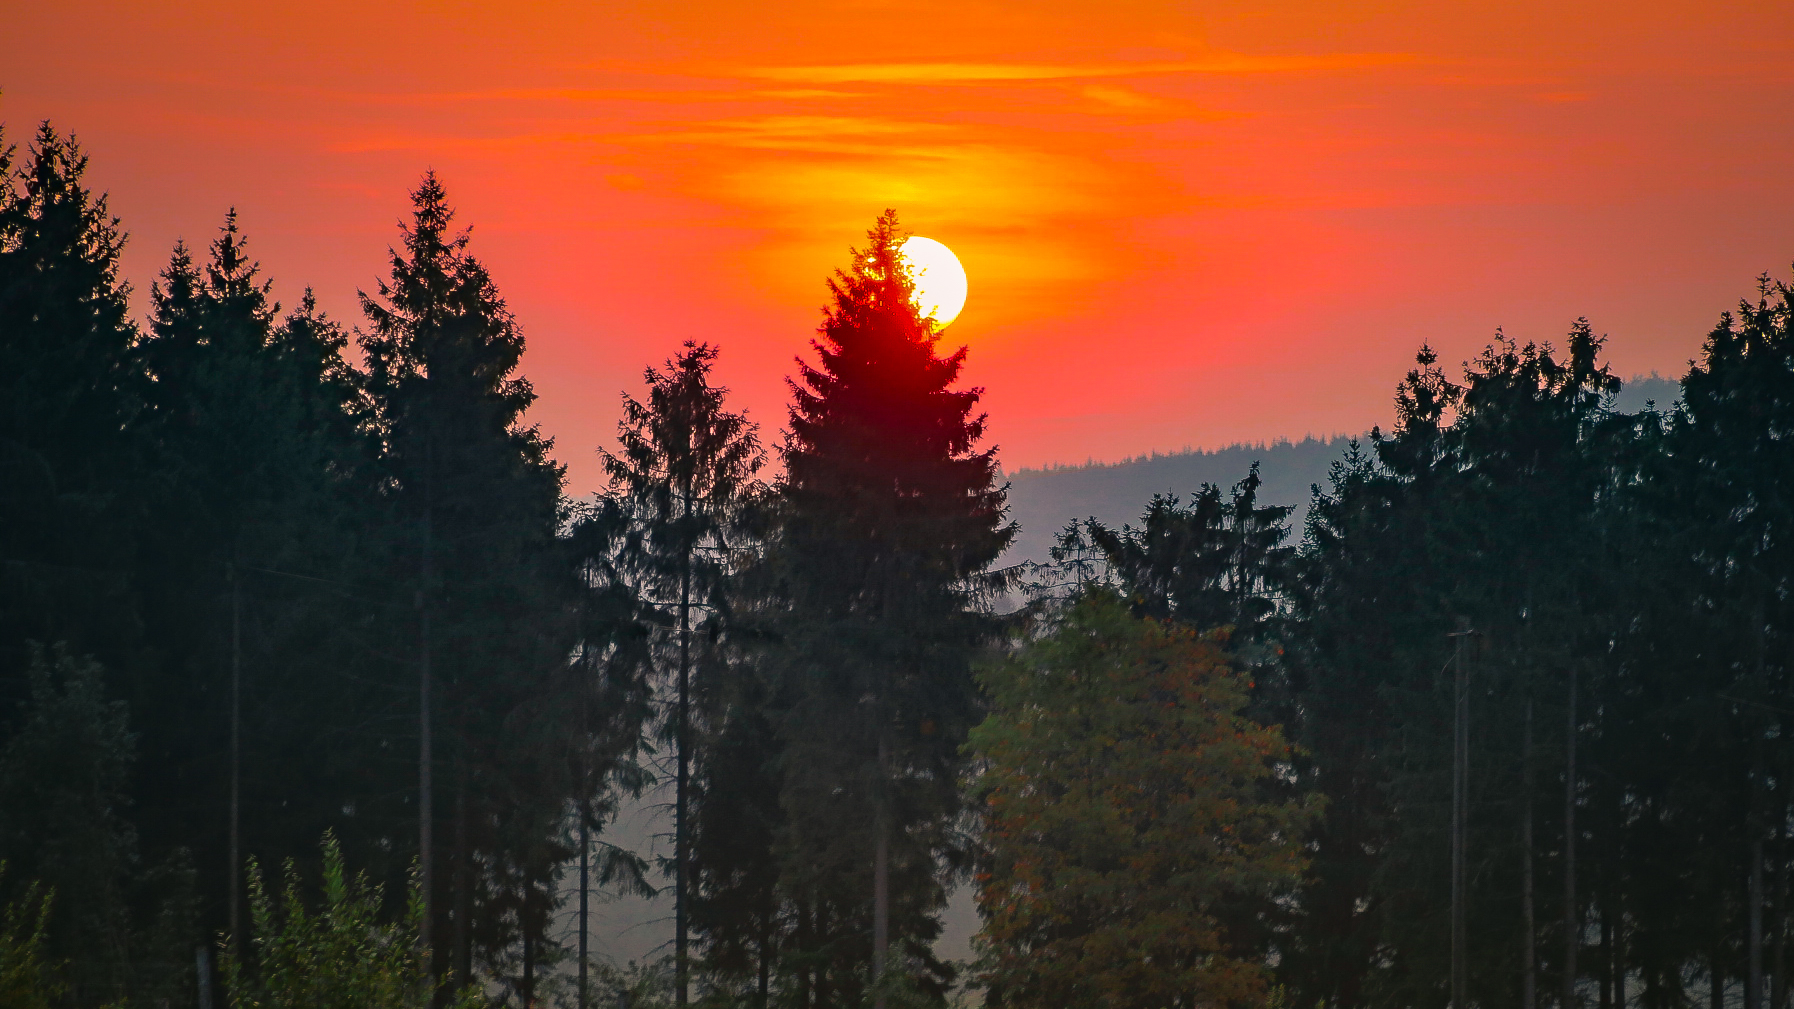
<box><xmin>764</xmin><ymin>209</ymin><xmax>1011</xmax><ymax>1008</ymax></box>
<box><xmin>602</xmin><ymin>341</ymin><xmax>763</xmax><ymax>1007</ymax></box>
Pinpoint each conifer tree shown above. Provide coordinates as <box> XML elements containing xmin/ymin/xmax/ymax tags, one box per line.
<box><xmin>358</xmin><ymin>172</ymin><xmax>571</xmax><ymax>990</ymax></box>
<box><xmin>602</xmin><ymin>341</ymin><xmax>762</xmax><ymax>1007</ymax></box>
<box><xmin>765</xmin><ymin>210</ymin><xmax>1011</xmax><ymax>1007</ymax></box>
<box><xmin>133</xmin><ymin>210</ymin><xmax>385</xmax><ymax>960</ymax></box>
<box><xmin>0</xmin><ymin>124</ymin><xmax>140</xmax><ymax>671</ymax></box>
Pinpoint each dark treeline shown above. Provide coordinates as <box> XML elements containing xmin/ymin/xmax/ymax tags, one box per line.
<box><xmin>1044</xmin><ymin>301</ymin><xmax>1794</xmax><ymax>1009</ymax></box>
<box><xmin>4</xmin><ymin>117</ymin><xmax>1794</xmax><ymax>1009</ymax></box>
<box><xmin>0</xmin><ymin>124</ymin><xmax>650</xmax><ymax>1006</ymax></box>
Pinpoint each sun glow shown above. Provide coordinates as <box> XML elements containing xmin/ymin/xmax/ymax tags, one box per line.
<box><xmin>900</xmin><ymin>236</ymin><xmax>968</xmax><ymax>328</ymax></box>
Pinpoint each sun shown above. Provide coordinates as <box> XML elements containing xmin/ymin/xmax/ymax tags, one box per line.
<box><xmin>900</xmin><ymin>236</ymin><xmax>968</xmax><ymax>328</ymax></box>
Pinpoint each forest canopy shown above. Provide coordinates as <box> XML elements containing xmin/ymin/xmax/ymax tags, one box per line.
<box><xmin>3</xmin><ymin>119</ymin><xmax>1794</xmax><ymax>1009</ymax></box>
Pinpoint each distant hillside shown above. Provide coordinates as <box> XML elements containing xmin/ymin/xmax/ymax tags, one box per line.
<box><xmin>1001</xmin><ymin>436</ymin><xmax>1351</xmax><ymax>567</ymax></box>
<box><xmin>998</xmin><ymin>374</ymin><xmax>1682</xmax><ymax>568</ymax></box>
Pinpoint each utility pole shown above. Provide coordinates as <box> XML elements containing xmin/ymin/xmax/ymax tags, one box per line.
<box><xmin>1450</xmin><ymin>618</ymin><xmax>1474</xmax><ymax>1009</ymax></box>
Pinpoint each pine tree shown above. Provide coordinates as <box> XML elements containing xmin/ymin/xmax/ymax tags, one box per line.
<box><xmin>764</xmin><ymin>210</ymin><xmax>1011</xmax><ymax>1007</ymax></box>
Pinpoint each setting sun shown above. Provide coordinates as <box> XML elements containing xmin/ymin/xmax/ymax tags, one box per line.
<box><xmin>900</xmin><ymin>236</ymin><xmax>968</xmax><ymax>328</ymax></box>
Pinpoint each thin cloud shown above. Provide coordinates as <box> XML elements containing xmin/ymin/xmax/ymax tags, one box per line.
<box><xmin>746</xmin><ymin>52</ymin><xmax>1420</xmax><ymax>84</ymax></box>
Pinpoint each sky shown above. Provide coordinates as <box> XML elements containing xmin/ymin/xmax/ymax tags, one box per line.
<box><xmin>6</xmin><ymin>0</ymin><xmax>1793</xmax><ymax>495</ymax></box>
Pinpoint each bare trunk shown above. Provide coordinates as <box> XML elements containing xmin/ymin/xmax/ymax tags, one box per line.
<box><xmin>419</xmin><ymin>482</ymin><xmax>435</xmax><ymax>972</ymax></box>
<box><xmin>798</xmin><ymin>903</ymin><xmax>812</xmax><ymax>1009</ymax></box>
<box><xmin>580</xmin><ymin>814</ymin><xmax>590</xmax><ymax>1009</ymax></box>
<box><xmin>1753</xmin><ymin>836</ymin><xmax>1766</xmax><ymax>1009</ymax></box>
<box><xmin>1450</xmin><ymin>621</ymin><xmax>1470</xmax><ymax>1009</ymax></box>
<box><xmin>1599</xmin><ymin>912</ymin><xmax>1611</xmax><ymax>1009</ymax></box>
<box><xmin>1564</xmin><ymin>663</ymin><xmax>1579</xmax><ymax>1009</ymax></box>
<box><xmin>676</xmin><ymin>548</ymin><xmax>692</xmax><ymax>1009</ymax></box>
<box><xmin>1774</xmin><ymin>831</ymin><xmax>1789</xmax><ymax>1009</ymax></box>
<box><xmin>1613</xmin><ymin>903</ymin><xmax>1624</xmax><ymax>1009</ymax></box>
<box><xmin>1523</xmin><ymin>698</ymin><xmax>1536</xmax><ymax>1009</ymax></box>
<box><xmin>454</xmin><ymin>767</ymin><xmax>469</xmax><ymax>984</ymax></box>
<box><xmin>196</xmin><ymin>945</ymin><xmax>213</xmax><ymax>1009</ymax></box>
<box><xmin>228</xmin><ymin>563</ymin><xmax>242</xmax><ymax>953</ymax></box>
<box><xmin>874</xmin><ymin>732</ymin><xmax>890</xmax><ymax>1009</ymax></box>
<box><xmin>758</xmin><ymin>906</ymin><xmax>772</xmax><ymax>1009</ymax></box>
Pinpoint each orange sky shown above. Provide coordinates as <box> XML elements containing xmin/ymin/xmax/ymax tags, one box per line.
<box><xmin>6</xmin><ymin>1</ymin><xmax>1793</xmax><ymax>494</ymax></box>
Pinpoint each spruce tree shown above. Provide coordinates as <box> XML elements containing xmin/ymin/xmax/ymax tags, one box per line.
<box><xmin>766</xmin><ymin>210</ymin><xmax>1011</xmax><ymax>1007</ymax></box>
<box><xmin>358</xmin><ymin>173</ymin><xmax>570</xmax><ymax>991</ymax></box>
<box><xmin>0</xmin><ymin>124</ymin><xmax>141</xmax><ymax>674</ymax></box>
<box><xmin>601</xmin><ymin>342</ymin><xmax>762</xmax><ymax>1007</ymax></box>
<box><xmin>134</xmin><ymin>211</ymin><xmax>379</xmax><ymax>957</ymax></box>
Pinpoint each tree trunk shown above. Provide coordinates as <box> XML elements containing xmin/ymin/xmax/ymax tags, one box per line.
<box><xmin>1613</xmin><ymin>900</ymin><xmax>1624</xmax><ymax>1009</ymax></box>
<box><xmin>523</xmin><ymin>927</ymin><xmax>534</xmax><ymax>1009</ymax></box>
<box><xmin>758</xmin><ymin>906</ymin><xmax>772</xmax><ymax>1009</ymax></box>
<box><xmin>455</xmin><ymin>765</ymin><xmax>470</xmax><ymax>984</ymax></box>
<box><xmin>1774</xmin><ymin>829</ymin><xmax>1789</xmax><ymax>1009</ymax></box>
<box><xmin>1564</xmin><ymin>663</ymin><xmax>1579</xmax><ymax>1009</ymax></box>
<box><xmin>874</xmin><ymin>731</ymin><xmax>890</xmax><ymax>1009</ymax></box>
<box><xmin>580</xmin><ymin>813</ymin><xmax>590</xmax><ymax>1009</ymax></box>
<box><xmin>228</xmin><ymin>562</ymin><xmax>242</xmax><ymax>954</ymax></box>
<box><xmin>1523</xmin><ymin>698</ymin><xmax>1536</xmax><ymax>1009</ymax></box>
<box><xmin>419</xmin><ymin>493</ymin><xmax>434</xmax><ymax>970</ymax></box>
<box><xmin>1451</xmin><ymin>621</ymin><xmax>1470</xmax><ymax>1009</ymax></box>
<box><xmin>1753</xmin><ymin>836</ymin><xmax>1766</xmax><ymax>1009</ymax></box>
<box><xmin>1599</xmin><ymin>911</ymin><xmax>1611</xmax><ymax>1009</ymax></box>
<box><xmin>676</xmin><ymin>545</ymin><xmax>692</xmax><ymax>1009</ymax></box>
<box><xmin>798</xmin><ymin>902</ymin><xmax>812</xmax><ymax>1009</ymax></box>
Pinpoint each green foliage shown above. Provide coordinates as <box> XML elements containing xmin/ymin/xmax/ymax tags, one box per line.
<box><xmin>0</xmin><ymin>867</ymin><xmax>61</xmax><ymax>1009</ymax></box>
<box><xmin>223</xmin><ymin>834</ymin><xmax>479</xmax><ymax>1009</ymax></box>
<box><xmin>1076</xmin><ymin>463</ymin><xmax>1293</xmax><ymax>644</ymax></box>
<box><xmin>970</xmin><ymin>593</ymin><xmax>1315</xmax><ymax>1009</ymax></box>
<box><xmin>0</xmin><ymin>645</ymin><xmax>138</xmax><ymax>1004</ymax></box>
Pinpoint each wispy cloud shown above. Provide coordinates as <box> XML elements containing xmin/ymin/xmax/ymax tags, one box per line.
<box><xmin>745</xmin><ymin>52</ymin><xmax>1419</xmax><ymax>84</ymax></box>
<box><xmin>633</xmin><ymin>115</ymin><xmax>960</xmax><ymax>157</ymax></box>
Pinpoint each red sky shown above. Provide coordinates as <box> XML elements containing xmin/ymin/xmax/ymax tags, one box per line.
<box><xmin>6</xmin><ymin>1</ymin><xmax>1793</xmax><ymax>494</ymax></box>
